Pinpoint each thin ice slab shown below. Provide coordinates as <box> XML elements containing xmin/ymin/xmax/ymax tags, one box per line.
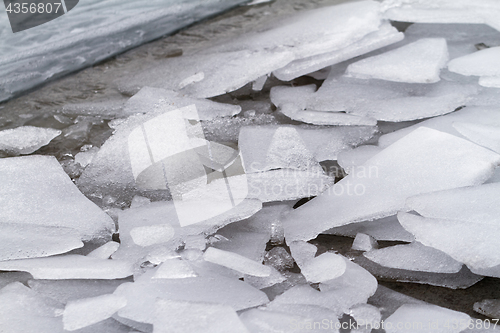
<box><xmin>274</xmin><ymin>22</ymin><xmax>403</xmax><ymax>81</ymax></box>
<box><xmin>345</xmin><ymin>38</ymin><xmax>449</xmax><ymax>83</ymax></box>
<box><xmin>381</xmin><ymin>0</ymin><xmax>500</xmax><ymax>32</ymax></box>
<box><xmin>399</xmin><ymin>206</ymin><xmax>500</xmax><ymax>270</ymax></box>
<box><xmin>448</xmin><ymin>47</ymin><xmax>500</xmax><ymax>78</ymax></box>
<box><xmin>0</xmin><ymin>126</ymin><xmax>61</xmax><ymax>155</ymax></box>
<box><xmin>283</xmin><ymin>127</ymin><xmax>500</xmax><ymax>242</ymax></box>
<box><xmin>0</xmin><ymin>156</ymin><xmax>115</xmax><ymax>242</ymax></box>
<box><xmin>363</xmin><ymin>242</ymin><xmax>463</xmax><ymax>273</ymax></box>
<box><xmin>0</xmin><ymin>223</ymin><xmax>83</xmax><ymax>261</ymax></box>
<box><xmin>0</xmin><ymin>255</ymin><xmax>134</xmax><ymax>280</ymax></box>
<box><xmin>203</xmin><ymin>247</ymin><xmax>272</xmax><ymax>277</ymax></box>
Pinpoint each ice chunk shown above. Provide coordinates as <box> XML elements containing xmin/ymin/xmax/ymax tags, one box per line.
<box><xmin>0</xmin><ymin>223</ymin><xmax>83</xmax><ymax>261</ymax></box>
<box><xmin>352</xmin><ymin>233</ymin><xmax>378</xmax><ymax>252</ymax></box>
<box><xmin>378</xmin><ymin>106</ymin><xmax>500</xmax><ymax>148</ymax></box>
<box><xmin>252</xmin><ymin>75</ymin><xmax>268</xmax><ymax>92</ymax></box>
<box><xmin>0</xmin><ymin>126</ymin><xmax>61</xmax><ymax>155</ymax></box>
<box><xmin>114</xmin><ymin>273</ymin><xmax>269</xmax><ymax>324</ymax></box>
<box><xmin>448</xmin><ymin>47</ymin><xmax>500</xmax><ymax>77</ymax></box>
<box><xmin>381</xmin><ymin>0</ymin><xmax>500</xmax><ymax>32</ymax></box>
<box><xmin>274</xmin><ymin>22</ymin><xmax>403</xmax><ymax>81</ymax></box>
<box><xmin>453</xmin><ymin>122</ymin><xmax>500</xmax><ymax>154</ymax></box>
<box><xmin>309</xmin><ymin>70</ymin><xmax>477</xmax><ymax>122</ymax></box>
<box><xmin>153</xmin><ymin>258</ymin><xmax>198</xmax><ymax>280</ymax></box>
<box><xmin>384</xmin><ymin>303</ymin><xmax>470</xmax><ymax>333</ymax></box>
<box><xmin>346</xmin><ymin>38</ymin><xmax>449</xmax><ymax>83</ymax></box>
<box><xmin>244</xmin><ymin>266</ymin><xmax>287</xmax><ymax>290</ymax></box>
<box><xmin>0</xmin><ymin>255</ymin><xmax>133</xmax><ymax>280</ymax></box>
<box><xmin>0</xmin><ymin>156</ymin><xmax>115</xmax><ymax>242</ymax></box>
<box><xmin>154</xmin><ymin>299</ymin><xmax>249</xmax><ymax>333</ymax></box>
<box><xmin>0</xmin><ymin>282</ymin><xmax>65</xmax><ymax>333</ymax></box>
<box><xmin>63</xmin><ymin>294</ymin><xmax>127</xmax><ymax>331</ymax></box>
<box><xmin>474</xmin><ymin>299</ymin><xmax>500</xmax><ymax>319</ymax></box>
<box><xmin>403</xmin><ymin>23</ymin><xmax>500</xmax><ymax>59</ymax></box>
<box><xmin>239</xmin><ymin>125</ymin><xmax>376</xmax><ymax>164</ymax></box>
<box><xmin>283</xmin><ymin>127</ymin><xmax>500</xmax><ymax>242</ymax></box>
<box><xmin>349</xmin><ymin>303</ymin><xmax>381</xmax><ymax>328</ymax></box>
<box><xmin>364</xmin><ymin>242</ymin><xmax>462</xmax><ymax>273</ymax></box>
<box><xmin>398</xmin><ymin>210</ymin><xmax>500</xmax><ymax>270</ymax></box>
<box><xmin>326</xmin><ymin>215</ymin><xmax>415</xmax><ymax>242</ymax></box>
<box><xmin>28</xmin><ymin>279</ymin><xmax>129</xmax><ymax>304</ymax></box>
<box><xmin>87</xmin><ymin>242</ymin><xmax>121</xmax><ymax>259</ymax></box>
<box><xmin>118</xmin><ymin>49</ymin><xmax>294</xmax><ymax>98</ymax></box>
<box><xmin>288</xmin><ymin>241</ymin><xmax>317</xmax><ymax>269</ymax></box>
<box><xmin>300</xmin><ymin>252</ymin><xmax>347</xmax><ymax>283</ymax></box>
<box><xmin>479</xmin><ymin>76</ymin><xmax>500</xmax><ymax>89</ymax></box>
<box><xmin>319</xmin><ymin>257</ymin><xmax>378</xmax><ymax>313</ymax></box>
<box><xmin>203</xmin><ymin>247</ymin><xmax>272</xmax><ymax>277</ymax></box>
<box><xmin>213</xmin><ymin>223</ymin><xmax>270</xmax><ymax>262</ymax></box>
<box><xmin>123</xmin><ymin>87</ymin><xmax>241</xmax><ymax>119</ymax></box>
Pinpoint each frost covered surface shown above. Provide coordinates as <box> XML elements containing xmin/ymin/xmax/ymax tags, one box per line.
<box><xmin>2</xmin><ymin>0</ymin><xmax>500</xmax><ymax>331</ymax></box>
<box><xmin>0</xmin><ymin>0</ymin><xmax>251</xmax><ymax>102</ymax></box>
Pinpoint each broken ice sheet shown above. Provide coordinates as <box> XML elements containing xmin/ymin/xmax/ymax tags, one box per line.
<box><xmin>154</xmin><ymin>299</ymin><xmax>249</xmax><ymax>333</ymax></box>
<box><xmin>283</xmin><ymin>127</ymin><xmax>500</xmax><ymax>242</ymax></box>
<box><xmin>345</xmin><ymin>38</ymin><xmax>449</xmax><ymax>83</ymax></box>
<box><xmin>351</xmin><ymin>233</ymin><xmax>378</xmax><ymax>252</ymax></box>
<box><xmin>0</xmin><ymin>255</ymin><xmax>134</xmax><ymax>280</ymax></box>
<box><xmin>378</xmin><ymin>106</ymin><xmax>500</xmax><ymax>148</ymax></box>
<box><xmin>0</xmin><ymin>156</ymin><xmax>115</xmax><ymax>242</ymax></box>
<box><xmin>337</xmin><ymin>145</ymin><xmax>383</xmax><ymax>174</ymax></box>
<box><xmin>273</xmin><ymin>22</ymin><xmax>404</xmax><ymax>81</ymax></box>
<box><xmin>153</xmin><ymin>258</ymin><xmax>198</xmax><ymax>279</ymax></box>
<box><xmin>203</xmin><ymin>247</ymin><xmax>272</xmax><ymax>277</ymax></box>
<box><xmin>0</xmin><ymin>223</ymin><xmax>83</xmax><ymax>261</ymax></box>
<box><xmin>300</xmin><ymin>252</ymin><xmax>346</xmax><ymax>283</ymax></box>
<box><xmin>117</xmin><ymin>49</ymin><xmax>294</xmax><ymax>98</ymax></box>
<box><xmin>114</xmin><ymin>270</ymin><xmax>268</xmax><ymax>325</ymax></box>
<box><xmin>63</xmin><ymin>294</ymin><xmax>127</xmax><ymax>331</ymax></box>
<box><xmin>123</xmin><ymin>87</ymin><xmax>241</xmax><ymax>119</ymax></box>
<box><xmin>381</xmin><ymin>0</ymin><xmax>500</xmax><ymax>32</ymax></box>
<box><xmin>384</xmin><ymin>303</ymin><xmax>470</xmax><ymax>333</ymax></box>
<box><xmin>363</xmin><ymin>242</ymin><xmax>463</xmax><ymax>273</ymax></box>
<box><xmin>213</xmin><ymin>223</ymin><xmax>270</xmax><ymax>263</ymax></box>
<box><xmin>325</xmin><ymin>215</ymin><xmax>415</xmax><ymax>242</ymax></box>
<box><xmin>239</xmin><ymin>125</ymin><xmax>376</xmax><ymax>165</ymax></box>
<box><xmin>307</xmin><ymin>69</ymin><xmax>477</xmax><ymax>122</ymax></box>
<box><xmin>0</xmin><ymin>126</ymin><xmax>61</xmax><ymax>155</ymax></box>
<box><xmin>221</xmin><ymin>0</ymin><xmax>383</xmax><ymax>60</ymax></box>
<box><xmin>402</xmin><ymin>183</ymin><xmax>500</xmax><ymax>270</ymax></box>
<box><xmin>87</xmin><ymin>241</ymin><xmax>120</xmax><ymax>260</ymax></box>
<box><xmin>479</xmin><ymin>76</ymin><xmax>500</xmax><ymax>89</ymax></box>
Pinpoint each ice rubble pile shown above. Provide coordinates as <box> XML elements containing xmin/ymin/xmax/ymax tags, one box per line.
<box><xmin>2</xmin><ymin>0</ymin><xmax>500</xmax><ymax>332</ymax></box>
